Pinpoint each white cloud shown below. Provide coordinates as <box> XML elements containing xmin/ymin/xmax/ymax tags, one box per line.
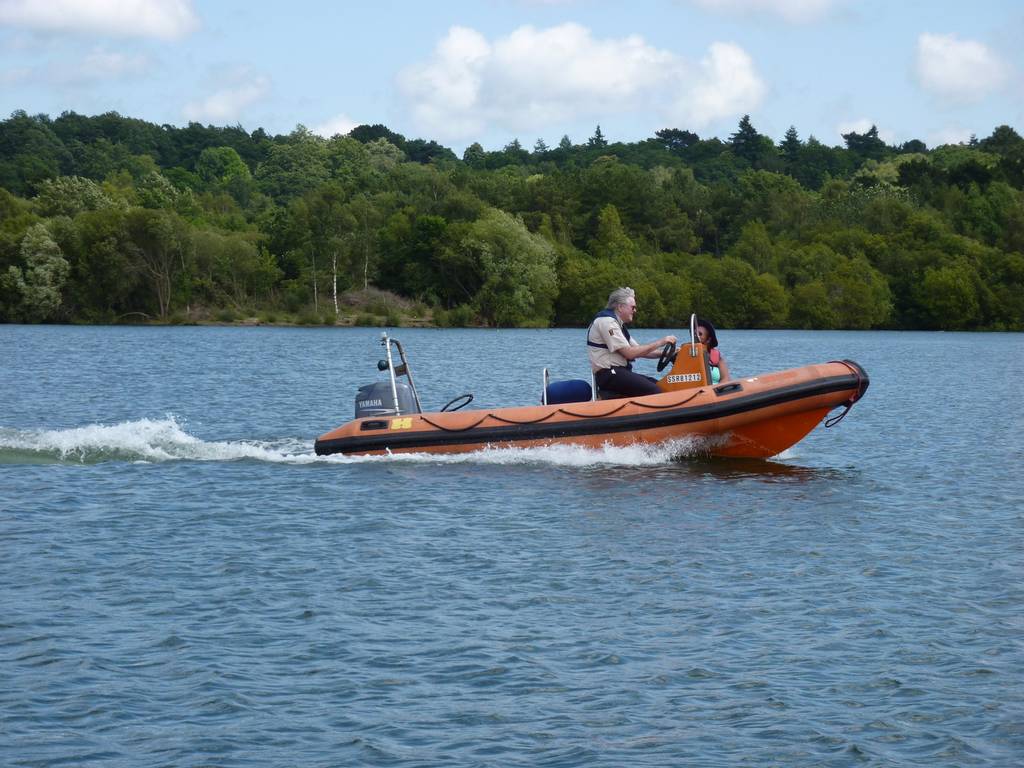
<box><xmin>674</xmin><ymin>42</ymin><xmax>766</xmax><ymax>128</ymax></box>
<box><xmin>52</xmin><ymin>47</ymin><xmax>150</xmax><ymax>84</ymax></box>
<box><xmin>835</xmin><ymin>119</ymin><xmax>895</xmax><ymax>144</ymax></box>
<box><xmin>398</xmin><ymin>25</ymin><xmax>491</xmax><ymax>139</ymax></box>
<box><xmin>688</xmin><ymin>0</ymin><xmax>839</xmax><ymax>23</ymax></box>
<box><xmin>398</xmin><ymin>24</ymin><xmax>765</xmax><ymax>141</ymax></box>
<box><xmin>0</xmin><ymin>46</ymin><xmax>149</xmax><ymax>87</ymax></box>
<box><xmin>183</xmin><ymin>72</ymin><xmax>270</xmax><ymax>123</ymax></box>
<box><xmin>486</xmin><ymin>24</ymin><xmax>675</xmax><ymax>125</ymax></box>
<box><xmin>311</xmin><ymin>114</ymin><xmax>359</xmax><ymax>138</ymax></box>
<box><xmin>0</xmin><ymin>0</ymin><xmax>199</xmax><ymax>40</ymax></box>
<box><xmin>81</xmin><ymin>48</ymin><xmax>149</xmax><ymax>77</ymax></box>
<box><xmin>916</xmin><ymin>33</ymin><xmax>1009</xmax><ymax>104</ymax></box>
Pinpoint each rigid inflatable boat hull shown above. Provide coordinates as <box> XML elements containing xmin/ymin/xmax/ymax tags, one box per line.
<box><xmin>314</xmin><ymin>360</ymin><xmax>869</xmax><ymax>459</ymax></box>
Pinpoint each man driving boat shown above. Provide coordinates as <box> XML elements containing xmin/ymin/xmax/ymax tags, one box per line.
<box><xmin>587</xmin><ymin>287</ymin><xmax>677</xmax><ymax>397</ymax></box>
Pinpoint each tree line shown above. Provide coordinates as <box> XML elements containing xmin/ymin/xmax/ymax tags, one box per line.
<box><xmin>2</xmin><ymin>109</ymin><xmax>1023</xmax><ymax>330</ymax></box>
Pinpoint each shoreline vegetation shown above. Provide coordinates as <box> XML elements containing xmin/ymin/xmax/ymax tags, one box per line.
<box><xmin>123</xmin><ymin>287</ymin><xmax>439</xmax><ymax>329</ymax></box>
<box><xmin>2</xmin><ymin>111</ymin><xmax>1023</xmax><ymax>331</ymax></box>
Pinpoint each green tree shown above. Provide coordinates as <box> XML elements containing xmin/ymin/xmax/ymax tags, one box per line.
<box><xmin>775</xmin><ymin>242</ymin><xmax>843</xmax><ymax>288</ymax></box>
<box><xmin>827</xmin><ymin>257</ymin><xmax>893</xmax><ymax>328</ymax></box>
<box><xmin>979</xmin><ymin>125</ymin><xmax>1024</xmax><ymax>157</ymax></box>
<box><xmin>654</xmin><ymin>128</ymin><xmax>700</xmax><ymax>154</ymax></box>
<box><xmin>343</xmin><ymin>194</ymin><xmax>384</xmax><ymax>290</ymax></box>
<box><xmin>502</xmin><ymin>139</ymin><xmax>530</xmax><ymax>165</ymax></box>
<box><xmin>736</xmin><ymin>170</ymin><xmax>811</xmax><ymax>234</ymax></box>
<box><xmin>301</xmin><ymin>181</ymin><xmax>351</xmax><ymax>313</ymax></box>
<box><xmin>788</xmin><ymin>134</ymin><xmax>856</xmax><ymax>190</ymax></box>
<box><xmin>686</xmin><ymin>254</ymin><xmax>787</xmax><ymax>328</ymax></box>
<box><xmin>588</xmin><ymin>204</ymin><xmax>635</xmax><ymax>261</ymax></box>
<box><xmin>35</xmin><ymin>175</ymin><xmax>116</xmax><ymax>217</ymax></box>
<box><xmin>3</xmin><ymin>223</ymin><xmax>70</xmax><ymax>321</ymax></box>
<box><xmin>789</xmin><ymin>280</ymin><xmax>838</xmax><ymax>329</ymax></box>
<box><xmin>365</xmin><ymin>137</ymin><xmax>406</xmax><ymax>170</ymax></box>
<box><xmin>196</xmin><ymin>146</ymin><xmax>252</xmax><ymax>185</ymax></box>
<box><xmin>748</xmin><ymin>272</ymin><xmax>789</xmax><ymax>327</ymax></box>
<box><xmin>325</xmin><ymin>135</ymin><xmax>371</xmax><ymax>183</ymax></box>
<box><xmin>729</xmin><ymin>115</ymin><xmax>774</xmax><ymax>166</ymax></box>
<box><xmin>650</xmin><ymin>270</ymin><xmax>695</xmax><ymax>326</ymax></box>
<box><xmin>0</xmin><ymin>187</ymin><xmax>36</xmax><ymax>256</ymax></box>
<box><xmin>64</xmin><ymin>206</ymin><xmax>142</xmax><ymax>320</ymax></box>
<box><xmin>779</xmin><ymin>126</ymin><xmax>801</xmax><ymax>164</ymax></box>
<box><xmin>462</xmin><ymin>208</ymin><xmax>558</xmax><ymax>326</ymax></box>
<box><xmin>136</xmin><ymin>171</ymin><xmax>194</xmax><ymax>212</ymax></box>
<box><xmin>729</xmin><ymin>219</ymin><xmax>779</xmax><ymax>273</ymax></box>
<box><xmin>982</xmin><ymin>251</ymin><xmax>1024</xmax><ymax>329</ymax></box>
<box><xmin>900</xmin><ymin>139</ymin><xmax>928</xmax><ymax>154</ymax></box>
<box><xmin>842</xmin><ymin>125</ymin><xmax>888</xmax><ymax>161</ymax></box>
<box><xmin>193</xmin><ymin>229</ymin><xmax>280</xmax><ymax>305</ymax></box>
<box><xmin>349</xmin><ymin>123</ymin><xmax>407</xmax><ymax>149</ymax></box>
<box><xmin>915</xmin><ymin>259</ymin><xmax>981</xmax><ymax>330</ymax></box>
<box><xmin>554</xmin><ymin>251</ymin><xmax>628</xmax><ymax>325</ymax></box>
<box><xmin>254</xmin><ymin>128</ymin><xmax>330</xmax><ymax>200</ymax></box>
<box><xmin>578</xmin><ymin>158</ymin><xmax>669</xmax><ymax>246</ymax></box>
<box><xmin>124</xmin><ymin>208</ymin><xmax>191</xmax><ymax>318</ymax></box>
<box><xmin>403</xmin><ymin>138</ymin><xmax>456</xmax><ymax>164</ymax></box>
<box><xmin>463</xmin><ymin>142</ymin><xmax>486</xmax><ymax>168</ymax></box>
<box><xmin>0</xmin><ymin>111</ymin><xmax>72</xmax><ymax>195</ymax></box>
<box><xmin>377</xmin><ymin>211</ymin><xmax>452</xmax><ymax>304</ymax></box>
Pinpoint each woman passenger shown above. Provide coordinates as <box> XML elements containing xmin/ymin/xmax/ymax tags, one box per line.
<box><xmin>696</xmin><ymin>317</ymin><xmax>730</xmax><ymax>384</ymax></box>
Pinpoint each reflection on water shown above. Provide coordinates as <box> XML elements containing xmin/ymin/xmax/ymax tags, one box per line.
<box><xmin>681</xmin><ymin>455</ymin><xmax>853</xmax><ymax>483</ymax></box>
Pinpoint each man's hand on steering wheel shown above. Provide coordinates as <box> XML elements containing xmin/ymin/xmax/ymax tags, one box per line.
<box><xmin>656</xmin><ymin>341</ymin><xmax>678</xmax><ymax>372</ymax></box>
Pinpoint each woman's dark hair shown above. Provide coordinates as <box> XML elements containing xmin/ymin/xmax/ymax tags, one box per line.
<box><xmin>696</xmin><ymin>317</ymin><xmax>718</xmax><ymax>349</ymax></box>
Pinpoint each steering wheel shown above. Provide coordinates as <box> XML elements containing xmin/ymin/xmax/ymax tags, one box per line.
<box><xmin>656</xmin><ymin>342</ymin><xmax>677</xmax><ymax>372</ymax></box>
<box><xmin>440</xmin><ymin>393</ymin><xmax>474</xmax><ymax>412</ymax></box>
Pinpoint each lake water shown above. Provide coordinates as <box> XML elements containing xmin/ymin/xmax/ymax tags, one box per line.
<box><xmin>2</xmin><ymin>325</ymin><xmax>1023</xmax><ymax>767</ymax></box>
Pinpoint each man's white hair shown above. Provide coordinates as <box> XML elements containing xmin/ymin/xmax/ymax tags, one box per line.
<box><xmin>606</xmin><ymin>286</ymin><xmax>635</xmax><ymax>310</ymax></box>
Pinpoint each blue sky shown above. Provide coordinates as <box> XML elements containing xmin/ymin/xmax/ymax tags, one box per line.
<box><xmin>1</xmin><ymin>0</ymin><xmax>1021</xmax><ymax>153</ymax></box>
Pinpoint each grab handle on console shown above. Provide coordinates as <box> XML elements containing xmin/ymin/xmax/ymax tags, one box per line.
<box><xmin>714</xmin><ymin>382</ymin><xmax>742</xmax><ymax>396</ymax></box>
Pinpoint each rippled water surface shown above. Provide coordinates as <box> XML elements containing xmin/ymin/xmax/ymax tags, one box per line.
<box><xmin>2</xmin><ymin>325</ymin><xmax>1023</xmax><ymax>767</ymax></box>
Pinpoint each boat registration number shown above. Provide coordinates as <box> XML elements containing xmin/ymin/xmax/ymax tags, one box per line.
<box><xmin>667</xmin><ymin>373</ymin><xmax>702</xmax><ymax>383</ymax></box>
<box><xmin>391</xmin><ymin>417</ymin><xmax>413</xmax><ymax>430</ymax></box>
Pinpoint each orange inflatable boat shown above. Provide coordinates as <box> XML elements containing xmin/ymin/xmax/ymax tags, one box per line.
<box><xmin>314</xmin><ymin>325</ymin><xmax>869</xmax><ymax>459</ymax></box>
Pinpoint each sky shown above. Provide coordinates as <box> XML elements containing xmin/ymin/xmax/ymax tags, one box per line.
<box><xmin>1</xmin><ymin>0</ymin><xmax>1022</xmax><ymax>154</ymax></box>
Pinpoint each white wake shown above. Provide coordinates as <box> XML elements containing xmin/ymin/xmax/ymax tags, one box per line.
<box><xmin>0</xmin><ymin>417</ymin><xmax>711</xmax><ymax>466</ymax></box>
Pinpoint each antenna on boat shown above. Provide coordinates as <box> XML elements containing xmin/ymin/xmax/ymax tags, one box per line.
<box><xmin>381</xmin><ymin>331</ymin><xmax>402</xmax><ymax>415</ymax></box>
<box><xmin>377</xmin><ymin>331</ymin><xmax>423</xmax><ymax>415</ymax></box>
<box><xmin>689</xmin><ymin>314</ymin><xmax>698</xmax><ymax>357</ymax></box>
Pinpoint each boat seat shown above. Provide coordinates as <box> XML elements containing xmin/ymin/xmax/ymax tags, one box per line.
<box><xmin>542</xmin><ymin>368</ymin><xmax>592</xmax><ymax>405</ymax></box>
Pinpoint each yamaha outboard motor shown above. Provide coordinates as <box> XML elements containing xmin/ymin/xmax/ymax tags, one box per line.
<box><xmin>352</xmin><ymin>332</ymin><xmax>424</xmax><ymax>419</ymax></box>
<box><xmin>354</xmin><ymin>381</ymin><xmax>417</xmax><ymax>418</ymax></box>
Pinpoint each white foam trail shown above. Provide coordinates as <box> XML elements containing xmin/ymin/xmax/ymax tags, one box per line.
<box><xmin>317</xmin><ymin>435</ymin><xmax>715</xmax><ymax>467</ymax></box>
<box><xmin>0</xmin><ymin>417</ymin><xmax>317</xmax><ymax>465</ymax></box>
<box><xmin>0</xmin><ymin>418</ymin><xmax>709</xmax><ymax>467</ymax></box>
